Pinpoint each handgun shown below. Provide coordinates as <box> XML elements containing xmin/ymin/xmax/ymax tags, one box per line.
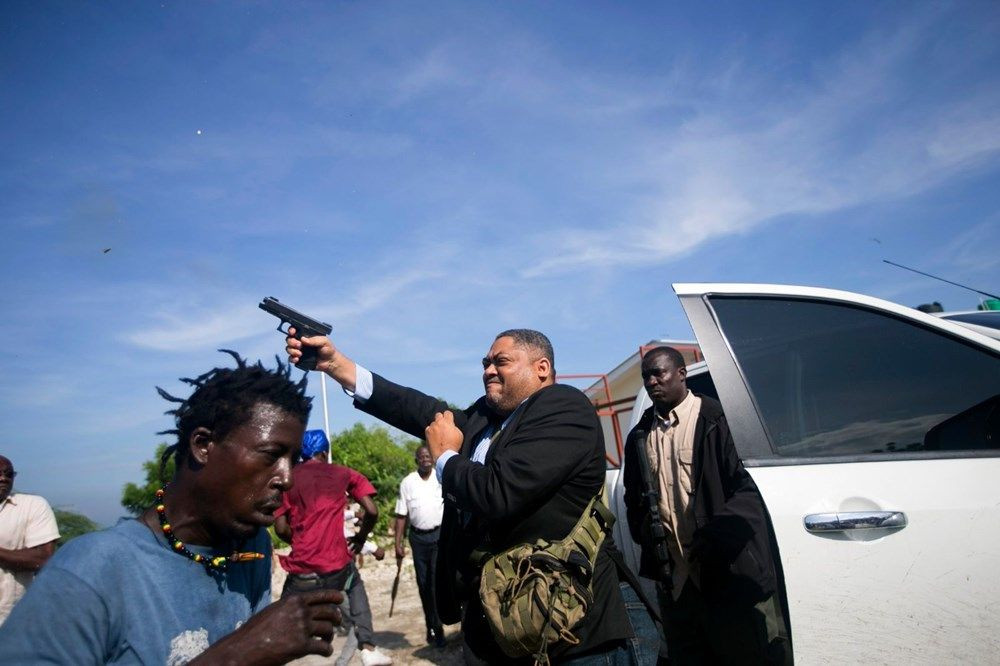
<box><xmin>258</xmin><ymin>297</ymin><xmax>333</xmax><ymax>371</ymax></box>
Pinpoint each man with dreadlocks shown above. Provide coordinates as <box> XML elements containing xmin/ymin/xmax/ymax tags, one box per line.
<box><xmin>0</xmin><ymin>351</ymin><xmax>344</xmax><ymax>665</ymax></box>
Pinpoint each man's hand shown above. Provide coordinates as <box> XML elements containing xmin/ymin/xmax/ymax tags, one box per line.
<box><xmin>285</xmin><ymin>327</ymin><xmax>357</xmax><ymax>389</ymax></box>
<box><xmin>394</xmin><ymin>543</ymin><xmax>406</xmax><ymax>560</ymax></box>
<box><xmin>191</xmin><ymin>589</ymin><xmax>343</xmax><ymax>666</ymax></box>
<box><xmin>373</xmin><ymin>547</ymin><xmax>386</xmax><ymax>561</ymax></box>
<box><xmin>425</xmin><ymin>411</ymin><xmax>463</xmax><ymax>461</ymax></box>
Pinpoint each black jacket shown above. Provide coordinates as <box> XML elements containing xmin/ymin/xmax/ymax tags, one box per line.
<box><xmin>357</xmin><ymin>375</ymin><xmax>630</xmax><ymax>662</ymax></box>
<box><xmin>623</xmin><ymin>395</ymin><xmax>777</xmax><ymax>606</ymax></box>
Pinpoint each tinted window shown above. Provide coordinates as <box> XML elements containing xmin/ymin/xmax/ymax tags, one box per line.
<box><xmin>709</xmin><ymin>297</ymin><xmax>1000</xmax><ymax>457</ymax></box>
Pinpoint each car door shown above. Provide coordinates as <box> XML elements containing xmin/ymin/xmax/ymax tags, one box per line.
<box><xmin>675</xmin><ymin>283</ymin><xmax>1000</xmax><ymax>664</ymax></box>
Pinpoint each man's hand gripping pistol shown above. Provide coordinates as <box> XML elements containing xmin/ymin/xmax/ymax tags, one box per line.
<box><xmin>258</xmin><ymin>297</ymin><xmax>332</xmax><ymax>371</ymax></box>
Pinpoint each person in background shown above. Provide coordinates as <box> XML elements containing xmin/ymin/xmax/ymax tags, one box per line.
<box><xmin>623</xmin><ymin>346</ymin><xmax>790</xmax><ymax>665</ymax></box>
<box><xmin>335</xmin><ymin>502</ymin><xmax>386</xmax><ymax>666</ymax></box>
<box><xmin>275</xmin><ymin>429</ymin><xmax>392</xmax><ymax>666</ymax></box>
<box><xmin>0</xmin><ymin>455</ymin><xmax>59</xmax><ymax>626</ymax></box>
<box><xmin>394</xmin><ymin>445</ymin><xmax>445</xmax><ymax>647</ymax></box>
<box><xmin>0</xmin><ymin>352</ymin><xmax>342</xmax><ymax>663</ymax></box>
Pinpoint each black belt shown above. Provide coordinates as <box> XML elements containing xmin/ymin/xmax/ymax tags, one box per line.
<box><xmin>410</xmin><ymin>525</ymin><xmax>440</xmax><ymax>535</ymax></box>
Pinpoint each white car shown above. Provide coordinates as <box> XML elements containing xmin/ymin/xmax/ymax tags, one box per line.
<box><xmin>932</xmin><ymin>309</ymin><xmax>1000</xmax><ymax>340</ymax></box>
<box><xmin>608</xmin><ymin>284</ymin><xmax>1000</xmax><ymax>664</ymax></box>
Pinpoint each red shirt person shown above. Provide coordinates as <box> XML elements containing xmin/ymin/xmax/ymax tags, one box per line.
<box><xmin>275</xmin><ymin>430</ymin><xmax>392</xmax><ymax>666</ymax></box>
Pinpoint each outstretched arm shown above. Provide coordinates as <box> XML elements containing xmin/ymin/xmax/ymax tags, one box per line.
<box><xmin>356</xmin><ymin>373</ymin><xmax>470</xmax><ymax>441</ymax></box>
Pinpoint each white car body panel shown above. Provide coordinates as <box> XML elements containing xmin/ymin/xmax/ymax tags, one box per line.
<box><xmin>750</xmin><ymin>459</ymin><xmax>1000</xmax><ymax>663</ymax></box>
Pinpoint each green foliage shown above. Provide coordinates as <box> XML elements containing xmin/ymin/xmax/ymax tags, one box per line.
<box><xmin>54</xmin><ymin>508</ymin><xmax>100</xmax><ymax>546</ymax></box>
<box><xmin>121</xmin><ymin>443</ymin><xmax>175</xmax><ymax>515</ymax></box>
<box><xmin>330</xmin><ymin>422</ymin><xmax>419</xmax><ymax>539</ymax></box>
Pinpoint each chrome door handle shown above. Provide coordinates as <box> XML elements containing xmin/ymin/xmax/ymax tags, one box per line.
<box><xmin>804</xmin><ymin>511</ymin><xmax>907</xmax><ymax>533</ymax></box>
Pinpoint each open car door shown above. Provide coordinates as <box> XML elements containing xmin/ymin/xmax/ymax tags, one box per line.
<box><xmin>675</xmin><ymin>283</ymin><xmax>1000</xmax><ymax>663</ymax></box>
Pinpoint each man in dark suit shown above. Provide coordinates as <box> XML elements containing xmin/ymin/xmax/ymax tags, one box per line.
<box><xmin>287</xmin><ymin>328</ymin><xmax>650</xmax><ymax>664</ymax></box>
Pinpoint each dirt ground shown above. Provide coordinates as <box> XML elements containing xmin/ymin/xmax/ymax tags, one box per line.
<box><xmin>274</xmin><ymin>549</ymin><xmax>465</xmax><ymax>666</ymax></box>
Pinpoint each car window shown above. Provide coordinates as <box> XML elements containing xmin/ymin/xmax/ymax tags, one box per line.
<box><xmin>686</xmin><ymin>370</ymin><xmax>719</xmax><ymax>402</ymax></box>
<box><xmin>709</xmin><ymin>296</ymin><xmax>1000</xmax><ymax>457</ymax></box>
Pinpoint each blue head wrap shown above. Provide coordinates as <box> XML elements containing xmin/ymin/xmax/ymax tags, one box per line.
<box><xmin>301</xmin><ymin>429</ymin><xmax>329</xmax><ymax>460</ymax></box>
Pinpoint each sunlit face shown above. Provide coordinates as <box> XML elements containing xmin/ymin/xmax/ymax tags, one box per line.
<box><xmin>482</xmin><ymin>336</ymin><xmax>550</xmax><ymax>416</ymax></box>
<box><xmin>0</xmin><ymin>456</ymin><xmax>15</xmax><ymax>504</ymax></box>
<box><xmin>198</xmin><ymin>403</ymin><xmax>304</xmax><ymax>541</ymax></box>
<box><xmin>641</xmin><ymin>352</ymin><xmax>688</xmax><ymax>413</ymax></box>
<box><xmin>414</xmin><ymin>446</ymin><xmax>433</xmax><ymax>475</ymax></box>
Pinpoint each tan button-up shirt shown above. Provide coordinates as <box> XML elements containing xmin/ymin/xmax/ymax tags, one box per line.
<box><xmin>644</xmin><ymin>389</ymin><xmax>701</xmax><ymax>598</ymax></box>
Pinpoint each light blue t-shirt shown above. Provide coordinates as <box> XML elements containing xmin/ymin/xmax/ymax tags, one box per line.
<box><xmin>0</xmin><ymin>517</ymin><xmax>271</xmax><ymax>665</ymax></box>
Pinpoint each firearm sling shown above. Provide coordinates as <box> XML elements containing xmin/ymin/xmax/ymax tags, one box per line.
<box><xmin>472</xmin><ymin>488</ymin><xmax>615</xmax><ymax>665</ymax></box>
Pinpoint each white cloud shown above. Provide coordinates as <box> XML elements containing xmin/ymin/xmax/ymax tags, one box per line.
<box><xmin>392</xmin><ymin>44</ymin><xmax>469</xmax><ymax>103</ymax></box>
<box><xmin>516</xmin><ymin>12</ymin><xmax>1000</xmax><ymax>277</ymax></box>
<box><xmin>119</xmin><ymin>263</ymin><xmax>445</xmax><ymax>353</ymax></box>
<box><xmin>0</xmin><ymin>372</ymin><xmax>82</xmax><ymax>409</ymax></box>
<box><xmin>328</xmin><ymin>266</ymin><xmax>445</xmax><ymax>319</ymax></box>
<box><xmin>936</xmin><ymin>219</ymin><xmax>1000</xmax><ymax>275</ymax></box>
<box><xmin>122</xmin><ymin>302</ymin><xmax>264</xmax><ymax>352</ymax></box>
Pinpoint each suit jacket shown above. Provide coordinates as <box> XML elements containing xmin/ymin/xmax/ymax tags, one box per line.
<box><xmin>356</xmin><ymin>374</ymin><xmax>631</xmax><ymax>661</ymax></box>
<box><xmin>622</xmin><ymin>395</ymin><xmax>778</xmax><ymax>606</ymax></box>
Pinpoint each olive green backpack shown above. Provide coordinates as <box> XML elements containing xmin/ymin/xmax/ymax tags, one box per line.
<box><xmin>475</xmin><ymin>489</ymin><xmax>615</xmax><ymax>665</ymax></box>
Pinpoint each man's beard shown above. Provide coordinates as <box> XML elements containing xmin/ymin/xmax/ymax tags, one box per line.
<box><xmin>485</xmin><ymin>391</ymin><xmax>518</xmax><ymax>417</ymax></box>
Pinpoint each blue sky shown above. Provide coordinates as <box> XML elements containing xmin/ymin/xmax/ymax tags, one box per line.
<box><xmin>2</xmin><ymin>2</ymin><xmax>998</xmax><ymax>525</ymax></box>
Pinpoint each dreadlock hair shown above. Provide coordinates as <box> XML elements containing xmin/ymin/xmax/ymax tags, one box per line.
<box><xmin>155</xmin><ymin>349</ymin><xmax>312</xmax><ymax>481</ymax></box>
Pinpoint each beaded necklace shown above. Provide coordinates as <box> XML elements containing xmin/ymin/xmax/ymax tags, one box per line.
<box><xmin>154</xmin><ymin>487</ymin><xmax>265</xmax><ymax>573</ymax></box>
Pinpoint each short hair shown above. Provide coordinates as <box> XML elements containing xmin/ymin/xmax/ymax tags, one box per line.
<box><xmin>496</xmin><ymin>329</ymin><xmax>556</xmax><ymax>374</ymax></box>
<box><xmin>156</xmin><ymin>350</ymin><xmax>312</xmax><ymax>478</ymax></box>
<box><xmin>642</xmin><ymin>345</ymin><xmax>686</xmax><ymax>371</ymax></box>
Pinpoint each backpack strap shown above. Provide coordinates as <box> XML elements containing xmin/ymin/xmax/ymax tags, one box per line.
<box><xmin>470</xmin><ymin>486</ymin><xmax>615</xmax><ymax>569</ymax></box>
<box><xmin>548</xmin><ymin>486</ymin><xmax>615</xmax><ymax>581</ymax></box>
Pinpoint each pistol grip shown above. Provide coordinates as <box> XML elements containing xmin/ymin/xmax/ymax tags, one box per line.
<box><xmin>295</xmin><ymin>345</ymin><xmax>320</xmax><ymax>372</ymax></box>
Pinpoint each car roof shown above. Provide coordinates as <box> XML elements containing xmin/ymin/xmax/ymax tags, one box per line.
<box><xmin>929</xmin><ymin>311</ymin><xmax>1000</xmax><ymax>341</ymax></box>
